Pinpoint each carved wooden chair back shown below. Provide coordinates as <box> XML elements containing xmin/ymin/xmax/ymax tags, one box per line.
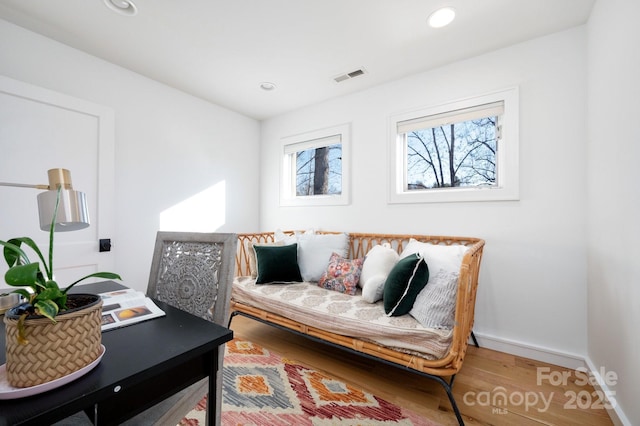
<box><xmin>145</xmin><ymin>231</ymin><xmax>237</xmax><ymax>426</ymax></box>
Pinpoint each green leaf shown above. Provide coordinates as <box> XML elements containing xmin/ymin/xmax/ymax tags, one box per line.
<box><xmin>34</xmin><ymin>299</ymin><xmax>58</xmax><ymax>321</ymax></box>
<box><xmin>45</xmin><ymin>279</ymin><xmax>61</xmax><ymax>290</ymax></box>
<box><xmin>0</xmin><ymin>240</ymin><xmax>30</xmax><ymax>267</ymax></box>
<box><xmin>63</xmin><ymin>272</ymin><xmax>122</xmax><ymax>293</ymax></box>
<box><xmin>47</xmin><ymin>186</ymin><xmax>61</xmax><ymax>280</ymax></box>
<box><xmin>53</xmin><ymin>292</ymin><xmax>68</xmax><ymax>311</ymax></box>
<box><xmin>43</xmin><ymin>281</ymin><xmax>64</xmax><ymax>309</ymax></box>
<box><xmin>4</xmin><ymin>263</ymin><xmax>41</xmax><ymax>286</ymax></box>
<box><xmin>16</xmin><ymin>313</ymin><xmax>29</xmax><ymax>345</ymax></box>
<box><xmin>9</xmin><ymin>237</ymin><xmax>53</xmax><ymax>279</ymax></box>
<box><xmin>36</xmin><ymin>282</ymin><xmax>63</xmax><ymax>302</ymax></box>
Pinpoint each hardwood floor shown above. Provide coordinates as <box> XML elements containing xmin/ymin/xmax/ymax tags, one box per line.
<box><xmin>228</xmin><ymin>315</ymin><xmax>614</xmax><ymax>426</ymax></box>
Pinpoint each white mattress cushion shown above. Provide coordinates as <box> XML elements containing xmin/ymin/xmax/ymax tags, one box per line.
<box><xmin>232</xmin><ymin>276</ymin><xmax>453</xmax><ymax>360</ymax></box>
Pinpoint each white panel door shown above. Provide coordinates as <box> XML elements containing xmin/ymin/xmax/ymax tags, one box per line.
<box><xmin>0</xmin><ymin>75</ymin><xmax>115</xmax><ymax>290</ymax></box>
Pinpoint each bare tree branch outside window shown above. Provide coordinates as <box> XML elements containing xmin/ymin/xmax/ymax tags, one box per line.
<box><xmin>406</xmin><ymin>117</ymin><xmax>497</xmax><ymax>190</ymax></box>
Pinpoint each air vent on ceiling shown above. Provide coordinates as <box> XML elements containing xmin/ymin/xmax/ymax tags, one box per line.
<box><xmin>333</xmin><ymin>68</ymin><xmax>366</xmax><ymax>83</ymax></box>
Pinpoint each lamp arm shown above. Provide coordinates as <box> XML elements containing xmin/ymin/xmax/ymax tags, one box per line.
<box><xmin>1</xmin><ymin>169</ymin><xmax>73</xmax><ymax>190</ymax></box>
<box><xmin>0</xmin><ymin>182</ymin><xmax>49</xmax><ymax>190</ymax></box>
<box><xmin>1</xmin><ymin>169</ymin><xmax>89</xmax><ymax>232</ymax></box>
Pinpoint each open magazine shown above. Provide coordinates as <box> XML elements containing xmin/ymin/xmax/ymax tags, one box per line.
<box><xmin>99</xmin><ymin>289</ymin><xmax>165</xmax><ymax>331</ymax></box>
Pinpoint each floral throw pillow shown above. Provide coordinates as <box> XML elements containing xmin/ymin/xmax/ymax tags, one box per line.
<box><xmin>317</xmin><ymin>252</ymin><xmax>364</xmax><ymax>295</ymax></box>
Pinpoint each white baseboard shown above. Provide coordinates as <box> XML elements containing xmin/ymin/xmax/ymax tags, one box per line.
<box><xmin>471</xmin><ymin>332</ymin><xmax>630</xmax><ymax>425</ymax></box>
<box><xmin>583</xmin><ymin>357</ymin><xmax>631</xmax><ymax>426</ymax></box>
<box><xmin>471</xmin><ymin>331</ymin><xmax>586</xmax><ymax>369</ymax></box>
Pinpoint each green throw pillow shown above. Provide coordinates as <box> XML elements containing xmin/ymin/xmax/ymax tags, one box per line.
<box><xmin>383</xmin><ymin>253</ymin><xmax>429</xmax><ymax>316</ymax></box>
<box><xmin>254</xmin><ymin>243</ymin><xmax>303</xmax><ymax>284</ymax></box>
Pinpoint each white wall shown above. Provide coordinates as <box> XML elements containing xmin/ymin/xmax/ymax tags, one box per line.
<box><xmin>587</xmin><ymin>0</ymin><xmax>640</xmax><ymax>423</ymax></box>
<box><xmin>260</xmin><ymin>27</ymin><xmax>589</xmax><ymax>363</ymax></box>
<box><xmin>0</xmin><ymin>19</ymin><xmax>261</xmax><ymax>292</ymax></box>
<box><xmin>2</xmin><ymin>5</ymin><xmax>635</xmax><ymax>423</ymax></box>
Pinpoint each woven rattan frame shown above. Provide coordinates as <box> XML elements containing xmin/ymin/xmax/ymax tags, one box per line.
<box><xmin>233</xmin><ymin>231</ymin><xmax>484</xmax><ymax>376</ymax></box>
<box><xmin>3</xmin><ymin>295</ymin><xmax>103</xmax><ymax>388</ymax></box>
<box><xmin>231</xmin><ymin>231</ymin><xmax>484</xmax><ymax>425</ymax></box>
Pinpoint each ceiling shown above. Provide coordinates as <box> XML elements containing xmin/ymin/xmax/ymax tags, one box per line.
<box><xmin>0</xmin><ymin>0</ymin><xmax>595</xmax><ymax>120</ymax></box>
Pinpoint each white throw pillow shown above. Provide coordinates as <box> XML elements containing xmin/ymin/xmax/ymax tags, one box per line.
<box><xmin>294</xmin><ymin>233</ymin><xmax>349</xmax><ymax>282</ymax></box>
<box><xmin>274</xmin><ymin>230</ymin><xmax>349</xmax><ymax>282</ymax></box>
<box><xmin>360</xmin><ymin>243</ymin><xmax>399</xmax><ymax>303</ymax></box>
<box><xmin>400</xmin><ymin>239</ymin><xmax>468</xmax><ymax>329</ymax></box>
<box><xmin>399</xmin><ymin>238</ymin><xmax>468</xmax><ymax>275</ymax></box>
<box><xmin>274</xmin><ymin>229</ymin><xmax>307</xmax><ymax>245</ymax></box>
<box><xmin>410</xmin><ymin>270</ymin><xmax>459</xmax><ymax>329</ymax></box>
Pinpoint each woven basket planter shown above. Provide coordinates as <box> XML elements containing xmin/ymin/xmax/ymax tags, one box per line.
<box><xmin>3</xmin><ymin>294</ymin><xmax>103</xmax><ymax>388</ymax></box>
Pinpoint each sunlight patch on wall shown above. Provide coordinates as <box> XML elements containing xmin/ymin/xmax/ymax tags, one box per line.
<box><xmin>159</xmin><ymin>181</ymin><xmax>226</xmax><ymax>231</ymax></box>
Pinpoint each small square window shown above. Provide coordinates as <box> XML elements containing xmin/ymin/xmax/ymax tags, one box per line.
<box><xmin>389</xmin><ymin>87</ymin><xmax>519</xmax><ymax>203</ymax></box>
<box><xmin>281</xmin><ymin>124</ymin><xmax>350</xmax><ymax>206</ymax></box>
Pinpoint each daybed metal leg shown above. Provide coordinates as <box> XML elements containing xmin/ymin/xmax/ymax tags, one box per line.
<box><xmin>471</xmin><ymin>331</ymin><xmax>479</xmax><ymax>348</ymax></box>
<box><xmin>436</xmin><ymin>375</ymin><xmax>465</xmax><ymax>426</ymax></box>
<box><xmin>227</xmin><ymin>310</ymin><xmax>240</xmax><ymax>328</ymax></box>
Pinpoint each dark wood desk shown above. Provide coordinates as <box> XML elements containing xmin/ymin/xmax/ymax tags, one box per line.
<box><xmin>0</xmin><ymin>281</ymin><xmax>233</xmax><ymax>426</ymax></box>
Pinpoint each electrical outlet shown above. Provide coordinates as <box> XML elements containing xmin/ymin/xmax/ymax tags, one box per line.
<box><xmin>99</xmin><ymin>239</ymin><xmax>111</xmax><ymax>252</ymax></box>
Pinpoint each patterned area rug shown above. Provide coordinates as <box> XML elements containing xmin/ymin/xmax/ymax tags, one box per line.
<box><xmin>179</xmin><ymin>338</ymin><xmax>439</xmax><ymax>426</ymax></box>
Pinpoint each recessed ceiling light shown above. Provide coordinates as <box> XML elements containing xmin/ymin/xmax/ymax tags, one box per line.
<box><xmin>103</xmin><ymin>0</ymin><xmax>138</xmax><ymax>16</ymax></box>
<box><xmin>428</xmin><ymin>7</ymin><xmax>456</xmax><ymax>28</ymax></box>
<box><xmin>259</xmin><ymin>82</ymin><xmax>277</xmax><ymax>91</ymax></box>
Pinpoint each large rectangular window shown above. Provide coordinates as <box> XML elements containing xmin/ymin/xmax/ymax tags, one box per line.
<box><xmin>401</xmin><ymin>101</ymin><xmax>502</xmax><ymax>190</ymax></box>
<box><xmin>389</xmin><ymin>88</ymin><xmax>519</xmax><ymax>203</ymax></box>
<box><xmin>281</xmin><ymin>124</ymin><xmax>350</xmax><ymax>206</ymax></box>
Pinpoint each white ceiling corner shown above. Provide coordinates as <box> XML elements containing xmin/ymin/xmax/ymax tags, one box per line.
<box><xmin>0</xmin><ymin>0</ymin><xmax>595</xmax><ymax>120</ymax></box>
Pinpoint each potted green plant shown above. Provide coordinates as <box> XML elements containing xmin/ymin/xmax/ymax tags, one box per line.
<box><xmin>1</xmin><ymin>187</ymin><xmax>121</xmax><ymax>387</ymax></box>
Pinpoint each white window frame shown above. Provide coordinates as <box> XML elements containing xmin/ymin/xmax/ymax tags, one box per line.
<box><xmin>280</xmin><ymin>123</ymin><xmax>351</xmax><ymax>206</ymax></box>
<box><xmin>388</xmin><ymin>87</ymin><xmax>519</xmax><ymax>204</ymax></box>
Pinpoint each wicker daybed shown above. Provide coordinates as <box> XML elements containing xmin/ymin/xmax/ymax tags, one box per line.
<box><xmin>228</xmin><ymin>231</ymin><xmax>485</xmax><ymax>425</ymax></box>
